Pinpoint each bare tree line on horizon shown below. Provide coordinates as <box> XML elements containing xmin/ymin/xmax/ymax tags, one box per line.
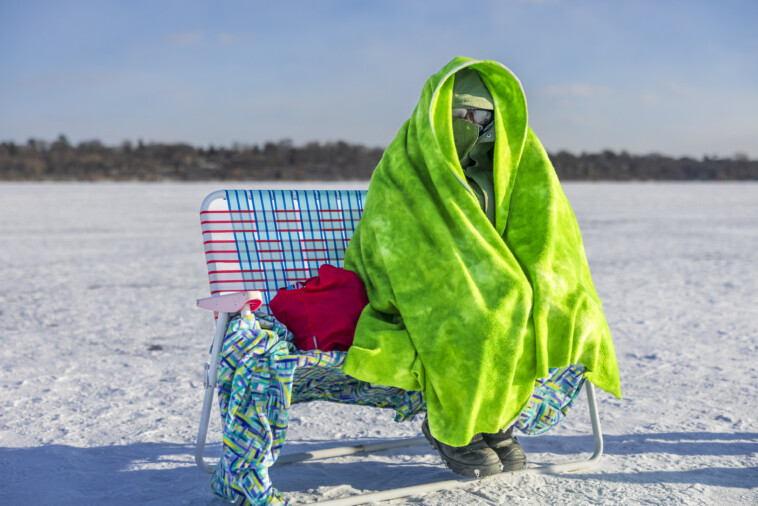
<box><xmin>1</xmin><ymin>135</ymin><xmax>756</xmax><ymax>181</ymax></box>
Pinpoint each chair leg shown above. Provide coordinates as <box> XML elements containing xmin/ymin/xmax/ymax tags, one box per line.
<box><xmin>275</xmin><ymin>436</ymin><xmax>429</xmax><ymax>466</ymax></box>
<box><xmin>276</xmin><ymin>382</ymin><xmax>603</xmax><ymax>475</ymax></box>
<box><xmin>195</xmin><ymin>312</ymin><xmax>230</xmax><ymax>474</ymax></box>
<box><xmin>299</xmin><ymin>383</ymin><xmax>605</xmax><ymax>506</ymax></box>
<box><xmin>527</xmin><ymin>381</ymin><xmax>604</xmax><ymax>474</ymax></box>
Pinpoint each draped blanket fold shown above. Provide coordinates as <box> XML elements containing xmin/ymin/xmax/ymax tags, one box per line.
<box><xmin>342</xmin><ymin>57</ymin><xmax>621</xmax><ymax>446</ymax></box>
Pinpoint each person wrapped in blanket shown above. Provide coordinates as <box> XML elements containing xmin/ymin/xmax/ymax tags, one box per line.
<box><xmin>342</xmin><ymin>57</ymin><xmax>622</xmax><ymax>478</ymax></box>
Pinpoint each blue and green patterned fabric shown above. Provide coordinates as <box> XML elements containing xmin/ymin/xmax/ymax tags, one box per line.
<box><xmin>210</xmin><ymin>313</ymin><xmax>585</xmax><ymax>505</ymax></box>
<box><xmin>515</xmin><ymin>362</ymin><xmax>585</xmax><ymax>435</ymax></box>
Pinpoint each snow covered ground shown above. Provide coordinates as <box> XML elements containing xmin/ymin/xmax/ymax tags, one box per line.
<box><xmin>1</xmin><ymin>181</ymin><xmax>756</xmax><ymax>505</ymax></box>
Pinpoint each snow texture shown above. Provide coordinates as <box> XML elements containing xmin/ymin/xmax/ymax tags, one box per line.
<box><xmin>1</xmin><ymin>181</ymin><xmax>756</xmax><ymax>505</ymax></box>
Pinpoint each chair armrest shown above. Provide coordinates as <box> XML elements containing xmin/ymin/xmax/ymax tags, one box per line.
<box><xmin>197</xmin><ymin>291</ymin><xmax>263</xmax><ymax>317</ymax></box>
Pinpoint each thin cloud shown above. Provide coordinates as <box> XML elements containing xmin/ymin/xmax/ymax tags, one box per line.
<box><xmin>539</xmin><ymin>83</ymin><xmax>613</xmax><ymax>98</ymax></box>
<box><xmin>17</xmin><ymin>72</ymin><xmax>117</xmax><ymax>89</ymax></box>
<box><xmin>17</xmin><ymin>73</ymin><xmax>70</xmax><ymax>89</ymax></box>
<box><xmin>165</xmin><ymin>31</ymin><xmax>204</xmax><ymax>46</ymax></box>
<box><xmin>667</xmin><ymin>81</ymin><xmax>699</xmax><ymax>97</ymax></box>
<box><xmin>217</xmin><ymin>32</ymin><xmax>237</xmax><ymax>45</ymax></box>
<box><xmin>636</xmin><ymin>82</ymin><xmax>698</xmax><ymax>106</ymax></box>
<box><xmin>566</xmin><ymin>114</ymin><xmax>597</xmax><ymax>126</ymax></box>
<box><xmin>638</xmin><ymin>93</ymin><xmax>660</xmax><ymax>106</ymax></box>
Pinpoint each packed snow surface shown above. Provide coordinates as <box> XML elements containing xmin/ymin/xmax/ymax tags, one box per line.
<box><xmin>1</xmin><ymin>181</ymin><xmax>756</xmax><ymax>505</ymax></box>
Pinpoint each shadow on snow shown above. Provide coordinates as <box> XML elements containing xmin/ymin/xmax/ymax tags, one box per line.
<box><xmin>0</xmin><ymin>431</ymin><xmax>755</xmax><ymax>503</ymax></box>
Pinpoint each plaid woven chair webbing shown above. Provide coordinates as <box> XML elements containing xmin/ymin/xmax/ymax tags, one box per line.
<box><xmin>201</xmin><ymin>189</ymin><xmax>365</xmax><ymax>311</ymax></box>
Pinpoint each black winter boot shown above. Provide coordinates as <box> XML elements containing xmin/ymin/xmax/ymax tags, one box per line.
<box><xmin>421</xmin><ymin>418</ymin><xmax>503</xmax><ymax>478</ymax></box>
<box><xmin>481</xmin><ymin>426</ymin><xmax>527</xmax><ymax>471</ymax></box>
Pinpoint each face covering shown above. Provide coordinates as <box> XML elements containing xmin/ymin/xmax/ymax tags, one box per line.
<box><xmin>452</xmin><ymin>117</ymin><xmax>480</xmax><ymax>160</ymax></box>
<box><xmin>452</xmin><ymin>68</ymin><xmax>497</xmax><ymax>222</ymax></box>
<box><xmin>451</xmin><ymin>68</ymin><xmax>494</xmax><ymax>163</ymax></box>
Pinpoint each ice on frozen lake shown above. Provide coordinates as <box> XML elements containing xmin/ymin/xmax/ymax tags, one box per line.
<box><xmin>0</xmin><ymin>181</ymin><xmax>756</xmax><ymax>504</ymax></box>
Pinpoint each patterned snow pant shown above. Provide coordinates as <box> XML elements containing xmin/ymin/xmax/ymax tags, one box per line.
<box><xmin>210</xmin><ymin>313</ymin><xmax>586</xmax><ymax>505</ymax></box>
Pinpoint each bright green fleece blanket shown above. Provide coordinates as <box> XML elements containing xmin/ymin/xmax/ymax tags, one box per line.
<box><xmin>342</xmin><ymin>57</ymin><xmax>621</xmax><ymax>446</ymax></box>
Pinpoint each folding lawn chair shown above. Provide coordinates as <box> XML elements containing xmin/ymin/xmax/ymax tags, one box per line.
<box><xmin>195</xmin><ymin>189</ymin><xmax>605</xmax><ymax>505</ymax></box>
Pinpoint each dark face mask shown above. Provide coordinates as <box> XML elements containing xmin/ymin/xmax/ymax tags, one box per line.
<box><xmin>452</xmin><ymin>118</ymin><xmax>481</xmax><ymax>162</ymax></box>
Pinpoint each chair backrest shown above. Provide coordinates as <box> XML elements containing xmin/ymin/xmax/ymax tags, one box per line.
<box><xmin>200</xmin><ymin>189</ymin><xmax>367</xmax><ymax>310</ymax></box>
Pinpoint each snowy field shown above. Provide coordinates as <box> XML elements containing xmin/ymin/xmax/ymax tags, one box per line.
<box><xmin>1</xmin><ymin>181</ymin><xmax>756</xmax><ymax>505</ymax></box>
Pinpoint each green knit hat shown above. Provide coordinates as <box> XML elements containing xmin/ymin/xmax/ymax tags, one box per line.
<box><xmin>452</xmin><ymin>68</ymin><xmax>494</xmax><ymax>110</ymax></box>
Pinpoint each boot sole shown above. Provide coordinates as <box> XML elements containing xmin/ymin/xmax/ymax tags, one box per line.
<box><xmin>483</xmin><ymin>432</ymin><xmax>528</xmax><ymax>472</ymax></box>
<box><xmin>495</xmin><ymin>442</ymin><xmax>526</xmax><ymax>473</ymax></box>
<box><xmin>421</xmin><ymin>421</ymin><xmax>503</xmax><ymax>478</ymax></box>
<box><xmin>501</xmin><ymin>459</ymin><xmax>527</xmax><ymax>472</ymax></box>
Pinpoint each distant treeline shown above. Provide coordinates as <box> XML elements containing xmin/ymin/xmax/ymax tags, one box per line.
<box><xmin>1</xmin><ymin>136</ymin><xmax>756</xmax><ymax>181</ymax></box>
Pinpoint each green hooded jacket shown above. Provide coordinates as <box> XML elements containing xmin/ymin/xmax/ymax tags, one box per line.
<box><xmin>343</xmin><ymin>57</ymin><xmax>621</xmax><ymax>446</ymax></box>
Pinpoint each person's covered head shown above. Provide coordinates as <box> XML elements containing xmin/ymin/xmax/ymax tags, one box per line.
<box><xmin>452</xmin><ymin>68</ymin><xmax>494</xmax><ymax>160</ymax></box>
<box><xmin>452</xmin><ymin>68</ymin><xmax>494</xmax><ymax>123</ymax></box>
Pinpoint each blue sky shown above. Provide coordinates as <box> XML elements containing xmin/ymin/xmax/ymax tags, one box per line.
<box><xmin>2</xmin><ymin>0</ymin><xmax>757</xmax><ymax>157</ymax></box>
